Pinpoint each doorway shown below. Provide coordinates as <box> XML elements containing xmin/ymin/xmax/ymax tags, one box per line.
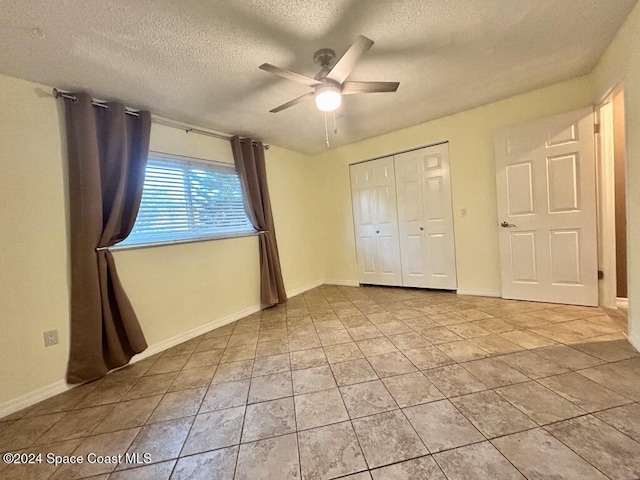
<box><xmin>597</xmin><ymin>86</ymin><xmax>628</xmax><ymax>314</ymax></box>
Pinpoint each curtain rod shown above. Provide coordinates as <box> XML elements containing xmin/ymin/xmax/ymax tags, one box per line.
<box><xmin>52</xmin><ymin>88</ymin><xmax>269</xmax><ymax>149</ymax></box>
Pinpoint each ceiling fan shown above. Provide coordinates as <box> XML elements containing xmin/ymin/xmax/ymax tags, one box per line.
<box><xmin>260</xmin><ymin>35</ymin><xmax>400</xmax><ymax>114</ymax></box>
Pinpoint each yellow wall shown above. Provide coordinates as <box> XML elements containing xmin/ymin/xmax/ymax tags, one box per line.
<box><xmin>314</xmin><ymin>76</ymin><xmax>595</xmax><ymax>294</ymax></box>
<box><xmin>0</xmin><ymin>74</ymin><xmax>323</xmax><ymax>410</ymax></box>
<box><xmin>592</xmin><ymin>1</ymin><xmax>640</xmax><ymax>348</ymax></box>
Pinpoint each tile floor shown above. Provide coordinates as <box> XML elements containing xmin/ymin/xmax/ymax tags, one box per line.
<box><xmin>1</xmin><ymin>285</ymin><xmax>639</xmax><ymax>479</ymax></box>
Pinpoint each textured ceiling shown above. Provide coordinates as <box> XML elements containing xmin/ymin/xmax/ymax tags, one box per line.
<box><xmin>0</xmin><ymin>0</ymin><xmax>636</xmax><ymax>154</ymax></box>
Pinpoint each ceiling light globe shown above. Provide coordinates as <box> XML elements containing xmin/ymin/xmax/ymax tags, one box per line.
<box><xmin>315</xmin><ymin>86</ymin><xmax>342</xmax><ymax>112</ymax></box>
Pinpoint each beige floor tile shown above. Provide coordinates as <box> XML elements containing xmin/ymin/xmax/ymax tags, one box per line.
<box><xmin>347</xmin><ymin>325</ymin><xmax>384</xmax><ymax>341</ymax></box>
<box><xmin>352</xmin><ymin>410</ymin><xmax>428</xmax><ymax>468</ymax></box>
<box><xmin>292</xmin><ymin>365</ymin><xmax>336</xmax><ymax>395</ymax></box>
<box><xmin>330</xmin><ymin>359</ymin><xmax>379</xmax><ymax>386</ymax></box>
<box><xmin>123</xmin><ymin>373</ymin><xmax>179</xmax><ymax>401</ymax></box>
<box><xmin>318</xmin><ymin>329</ymin><xmax>353</xmax><ymax>346</ymax></box>
<box><xmin>195</xmin><ymin>336</ymin><xmax>229</xmax><ymax>352</ymax></box>
<box><xmin>169</xmin><ymin>367</ymin><xmax>215</xmax><ymax>391</ymax></box>
<box><xmin>241</xmin><ymin>397</ymin><xmax>296</xmax><ymax>442</ymax></box>
<box><xmin>147</xmin><ymin>387</ymin><xmax>206</xmax><ymax>423</ymax></box>
<box><xmin>252</xmin><ymin>353</ymin><xmax>290</xmax><ymax>377</ymax></box>
<box><xmin>171</xmin><ymin>446</ymin><xmax>237</xmax><ymax>480</ymax></box>
<box><xmin>161</xmin><ymin>339</ymin><xmax>200</xmax><ymax>358</ymax></box>
<box><xmin>382</xmin><ymin>372</ymin><xmax>444</xmax><ymax>407</ymax></box>
<box><xmin>0</xmin><ymin>412</ymin><xmax>65</xmax><ymax>451</ymax></box>
<box><xmin>298</xmin><ymin>421</ymin><xmax>367</xmax><ymax>480</ymax></box>
<box><xmin>324</xmin><ymin>342</ymin><xmax>365</xmax><ymax>363</ymax></box>
<box><xmin>181</xmin><ymin>407</ymin><xmax>243</xmax><ymax>456</ymax></box>
<box><xmin>534</xmin><ymin>344</ymin><xmax>604</xmax><ymax>370</ymax></box>
<box><xmin>570</xmin><ymin>336</ymin><xmax>640</xmax><ymax>362</ymax></box>
<box><xmin>200</xmin><ymin>379</ymin><xmax>250</xmax><ymax>412</ymax></box>
<box><xmin>387</xmin><ymin>331</ymin><xmax>431</xmax><ymax>350</ymax></box>
<box><xmin>52</xmin><ymin>428</ymin><xmax>140</xmax><ymax>479</ymax></box>
<box><xmin>376</xmin><ymin>321</ymin><xmax>412</xmax><ymax>335</ymax></box>
<box><xmin>220</xmin><ymin>345</ymin><xmax>256</xmax><ymax>363</ymax></box>
<box><xmin>473</xmin><ymin>318</ymin><xmax>515</xmax><ymax>334</ymax></box>
<box><xmin>36</xmin><ymin>406</ymin><xmax>113</xmax><ymax>444</ymax></box>
<box><xmin>370</xmin><ymin>455</ymin><xmax>446</xmax><ymax>479</ymax></box>
<box><xmin>183</xmin><ymin>350</ymin><xmax>223</xmax><ymax>370</ymax></box>
<box><xmin>366</xmin><ymin>312</ymin><xmax>397</xmax><ymax>324</ymax></box>
<box><xmin>546</xmin><ymin>415</ymin><xmax>640</xmax><ymax>480</ymax></box>
<box><xmin>211</xmin><ymin>360</ymin><xmax>253</xmax><ymax>384</ymax></box>
<box><xmin>288</xmin><ymin>334</ymin><xmax>322</xmax><ymax>352</ymax></box>
<box><xmin>499</xmin><ymin>330</ymin><xmax>556</xmax><ymax>349</ymax></box>
<box><xmin>470</xmin><ymin>335</ymin><xmax>524</xmax><ymax>356</ymax></box>
<box><xmin>402</xmin><ymin>346</ymin><xmax>455</xmax><ymax>370</ymax></box>
<box><xmin>290</xmin><ymin>347</ymin><xmax>327</xmax><ymax>370</ymax></box>
<box><xmin>146</xmin><ymin>355</ymin><xmax>191</xmax><ymax>375</ymax></box>
<box><xmin>294</xmin><ymin>387</ymin><xmax>349</xmax><ymax>430</ymax></box>
<box><xmin>109</xmin><ymin>460</ymin><xmax>175</xmax><ymax>480</ymax></box>
<box><xmin>356</xmin><ymin>337</ymin><xmax>398</xmax><ymax>357</ymax></box>
<box><xmin>0</xmin><ymin>438</ymin><xmax>82</xmax><ymax>480</ymax></box>
<box><xmin>93</xmin><ymin>395</ymin><xmax>162</xmax><ymax>434</ymax></box>
<box><xmin>255</xmin><ymin>339</ymin><xmax>289</xmax><ymax>357</ymax></box>
<box><xmin>26</xmin><ymin>383</ymin><xmax>97</xmax><ymax>416</ymax></box>
<box><xmin>452</xmin><ymin>391</ymin><xmax>536</xmax><ymax>438</ymax></box>
<box><xmin>420</xmin><ymin>327</ymin><xmax>462</xmax><ymax>344</ymax></box>
<box><xmin>248</xmin><ymin>371</ymin><xmax>293</xmax><ymax>403</ymax></box>
<box><xmin>496</xmin><ymin>350</ymin><xmax>568</xmax><ymax>379</ymax></box>
<box><xmin>538</xmin><ymin>372</ymin><xmax>631</xmax><ymax>412</ymax></box>
<box><xmin>492</xmin><ymin>428</ymin><xmax>607</xmax><ymax>480</ymax></box>
<box><xmin>340</xmin><ymin>380</ymin><xmax>398</xmax><ymax>418</ymax></box>
<box><xmin>594</xmin><ymin>403</ymin><xmax>640</xmax><ymax>442</ymax></box>
<box><xmin>579</xmin><ymin>363</ymin><xmax>640</xmax><ymax>400</ymax></box>
<box><xmin>495</xmin><ymin>381</ymin><xmax>585</xmax><ymax>425</ymax></box>
<box><xmin>236</xmin><ymin>433</ymin><xmax>300</xmax><ymax>480</ymax></box>
<box><xmin>434</xmin><ymin>442</ymin><xmax>525</xmax><ymax>480</ymax></box>
<box><xmin>423</xmin><ymin>364</ymin><xmax>488</xmax><ymax>398</ymax></box>
<box><xmin>367</xmin><ymin>352</ymin><xmax>418</xmax><ymax>378</ymax></box>
<box><xmin>461</xmin><ymin>358</ymin><xmax>529</xmax><ymax>388</ymax></box>
<box><xmin>436</xmin><ymin>341</ymin><xmax>490</xmax><ymax>363</ymax></box>
<box><xmin>447</xmin><ymin>323</ymin><xmax>492</xmax><ymax>339</ymax></box>
<box><xmin>404</xmin><ymin>400</ymin><xmax>485</xmax><ymax>453</ymax></box>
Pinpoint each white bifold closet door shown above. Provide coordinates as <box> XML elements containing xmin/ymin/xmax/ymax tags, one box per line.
<box><xmin>350</xmin><ymin>156</ymin><xmax>403</xmax><ymax>286</ymax></box>
<box><xmin>350</xmin><ymin>143</ymin><xmax>457</xmax><ymax>289</ymax></box>
<box><xmin>395</xmin><ymin>143</ymin><xmax>457</xmax><ymax>289</ymax></box>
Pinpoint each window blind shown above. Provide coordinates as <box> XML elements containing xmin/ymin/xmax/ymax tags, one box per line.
<box><xmin>118</xmin><ymin>155</ymin><xmax>255</xmax><ymax>246</ymax></box>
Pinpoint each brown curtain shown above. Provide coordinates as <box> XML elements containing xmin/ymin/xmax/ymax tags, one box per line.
<box><xmin>231</xmin><ymin>136</ymin><xmax>287</xmax><ymax>306</ymax></box>
<box><xmin>63</xmin><ymin>92</ymin><xmax>151</xmax><ymax>384</ymax></box>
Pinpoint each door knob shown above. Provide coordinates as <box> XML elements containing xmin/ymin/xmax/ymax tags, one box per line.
<box><xmin>500</xmin><ymin>221</ymin><xmax>517</xmax><ymax>228</ymax></box>
<box><xmin>376</xmin><ymin>230</ymin><xmax>380</xmax><ymax>234</ymax></box>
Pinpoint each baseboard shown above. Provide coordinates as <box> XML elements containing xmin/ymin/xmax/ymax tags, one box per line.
<box><xmin>457</xmin><ymin>289</ymin><xmax>502</xmax><ymax>298</ymax></box>
<box><xmin>617</xmin><ymin>297</ymin><xmax>629</xmax><ymax>308</ymax></box>
<box><xmin>0</xmin><ymin>281</ymin><xmax>330</xmax><ymax>419</ymax></box>
<box><xmin>130</xmin><ymin>303</ymin><xmax>262</xmax><ymax>364</ymax></box>
<box><xmin>324</xmin><ymin>279</ymin><xmax>360</xmax><ymax>287</ymax></box>
<box><xmin>286</xmin><ymin>280</ymin><xmax>324</xmax><ymax>298</ymax></box>
<box><xmin>0</xmin><ymin>380</ymin><xmax>72</xmax><ymax>420</ymax></box>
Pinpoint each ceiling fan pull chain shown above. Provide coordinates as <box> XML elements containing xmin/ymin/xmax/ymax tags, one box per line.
<box><xmin>333</xmin><ymin>111</ymin><xmax>338</xmax><ymax>135</ymax></box>
<box><xmin>324</xmin><ymin>113</ymin><xmax>330</xmax><ymax>147</ymax></box>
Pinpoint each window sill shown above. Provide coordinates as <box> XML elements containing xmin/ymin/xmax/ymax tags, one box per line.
<box><xmin>109</xmin><ymin>230</ymin><xmax>259</xmax><ymax>252</ymax></box>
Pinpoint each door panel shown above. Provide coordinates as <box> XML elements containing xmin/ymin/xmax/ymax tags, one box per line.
<box><xmin>350</xmin><ymin>157</ymin><xmax>403</xmax><ymax>286</ymax></box>
<box><xmin>395</xmin><ymin>144</ymin><xmax>457</xmax><ymax>289</ymax></box>
<box><xmin>495</xmin><ymin>107</ymin><xmax>597</xmax><ymax>305</ymax></box>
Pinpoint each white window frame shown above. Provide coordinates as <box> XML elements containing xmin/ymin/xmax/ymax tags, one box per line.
<box><xmin>112</xmin><ymin>151</ymin><xmax>257</xmax><ymax>250</ymax></box>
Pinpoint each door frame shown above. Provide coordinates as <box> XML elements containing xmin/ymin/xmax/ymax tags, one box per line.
<box><xmin>596</xmin><ymin>82</ymin><xmax>627</xmax><ymax>308</ymax></box>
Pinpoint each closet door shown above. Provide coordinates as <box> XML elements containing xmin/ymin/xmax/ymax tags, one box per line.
<box><xmin>350</xmin><ymin>157</ymin><xmax>403</xmax><ymax>286</ymax></box>
<box><xmin>395</xmin><ymin>144</ymin><xmax>457</xmax><ymax>289</ymax></box>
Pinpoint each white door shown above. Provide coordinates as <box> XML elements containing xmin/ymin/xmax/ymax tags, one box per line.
<box><xmin>350</xmin><ymin>157</ymin><xmax>403</xmax><ymax>286</ymax></box>
<box><xmin>495</xmin><ymin>107</ymin><xmax>598</xmax><ymax>306</ymax></box>
<box><xmin>395</xmin><ymin>144</ymin><xmax>457</xmax><ymax>289</ymax></box>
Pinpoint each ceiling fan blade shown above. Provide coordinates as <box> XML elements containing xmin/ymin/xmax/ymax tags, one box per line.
<box><xmin>269</xmin><ymin>91</ymin><xmax>314</xmax><ymax>113</ymax></box>
<box><xmin>341</xmin><ymin>81</ymin><xmax>400</xmax><ymax>95</ymax></box>
<box><xmin>326</xmin><ymin>35</ymin><xmax>374</xmax><ymax>84</ymax></box>
<box><xmin>259</xmin><ymin>63</ymin><xmax>321</xmax><ymax>87</ymax></box>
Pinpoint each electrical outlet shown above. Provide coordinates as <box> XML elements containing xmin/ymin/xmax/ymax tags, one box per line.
<box><xmin>461</xmin><ymin>208</ymin><xmax>468</xmax><ymax>217</ymax></box>
<box><xmin>44</xmin><ymin>329</ymin><xmax>59</xmax><ymax>347</ymax></box>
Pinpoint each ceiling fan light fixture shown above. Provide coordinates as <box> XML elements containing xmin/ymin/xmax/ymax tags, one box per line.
<box><xmin>315</xmin><ymin>85</ymin><xmax>342</xmax><ymax>112</ymax></box>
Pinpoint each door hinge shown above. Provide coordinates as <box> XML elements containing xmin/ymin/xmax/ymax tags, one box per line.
<box><xmin>594</xmin><ymin>123</ymin><xmax>601</xmax><ymax>134</ymax></box>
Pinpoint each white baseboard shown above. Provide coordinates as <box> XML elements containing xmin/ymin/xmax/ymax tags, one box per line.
<box><xmin>324</xmin><ymin>279</ymin><xmax>360</xmax><ymax>287</ymax></box>
<box><xmin>617</xmin><ymin>297</ymin><xmax>629</xmax><ymax>308</ymax></box>
<box><xmin>286</xmin><ymin>280</ymin><xmax>324</xmax><ymax>298</ymax></box>
<box><xmin>457</xmin><ymin>289</ymin><xmax>502</xmax><ymax>298</ymax></box>
<box><xmin>0</xmin><ymin>280</ymin><xmax>328</xmax><ymax>419</ymax></box>
<box><xmin>0</xmin><ymin>380</ymin><xmax>72</xmax><ymax>420</ymax></box>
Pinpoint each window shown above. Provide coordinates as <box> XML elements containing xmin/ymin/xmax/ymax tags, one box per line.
<box><xmin>118</xmin><ymin>153</ymin><xmax>255</xmax><ymax>247</ymax></box>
